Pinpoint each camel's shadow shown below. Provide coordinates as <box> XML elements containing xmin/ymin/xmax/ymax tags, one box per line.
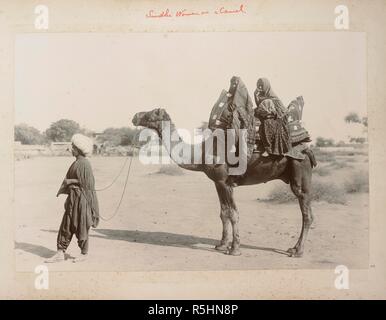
<box><xmin>91</xmin><ymin>229</ymin><xmax>291</xmax><ymax>256</ymax></box>
<box><xmin>38</xmin><ymin>228</ymin><xmax>290</xmax><ymax>256</ymax></box>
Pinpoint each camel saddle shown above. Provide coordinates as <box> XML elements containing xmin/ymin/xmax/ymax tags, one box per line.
<box><xmin>209</xmin><ymin>89</ymin><xmax>235</xmax><ymax>130</ymax></box>
<box><xmin>287</xmin><ymin>96</ymin><xmax>312</xmax><ymax>144</ymax></box>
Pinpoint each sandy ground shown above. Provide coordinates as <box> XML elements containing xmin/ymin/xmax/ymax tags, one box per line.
<box><xmin>15</xmin><ymin>156</ymin><xmax>368</xmax><ymax>272</ymax></box>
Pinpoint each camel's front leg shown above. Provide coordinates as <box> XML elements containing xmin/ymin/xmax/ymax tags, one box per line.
<box><xmin>288</xmin><ymin>160</ymin><xmax>314</xmax><ymax>257</ymax></box>
<box><xmin>214</xmin><ymin>182</ymin><xmax>241</xmax><ymax>256</ymax></box>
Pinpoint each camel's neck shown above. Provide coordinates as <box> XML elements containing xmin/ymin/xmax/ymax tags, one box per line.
<box><xmin>156</xmin><ymin>121</ymin><xmax>203</xmax><ymax>172</ymax></box>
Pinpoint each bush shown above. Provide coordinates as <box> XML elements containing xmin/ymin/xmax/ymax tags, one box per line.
<box><xmin>315</xmin><ymin>137</ymin><xmax>335</xmax><ymax>147</ymax></box>
<box><xmin>156</xmin><ymin>164</ymin><xmax>184</xmax><ymax>176</ymax></box>
<box><xmin>314</xmin><ymin>166</ymin><xmax>331</xmax><ymax>176</ymax></box>
<box><xmin>311</xmin><ymin>180</ymin><xmax>347</xmax><ymax>204</ymax></box>
<box><xmin>264</xmin><ymin>179</ymin><xmax>347</xmax><ymax>205</ymax></box>
<box><xmin>326</xmin><ymin>160</ymin><xmax>353</xmax><ymax>170</ymax></box>
<box><xmin>344</xmin><ymin>170</ymin><xmax>369</xmax><ymax>193</ymax></box>
<box><xmin>334</xmin><ymin>150</ymin><xmax>355</xmax><ymax>156</ymax></box>
<box><xmin>311</xmin><ymin>148</ymin><xmax>336</xmax><ymax>162</ymax></box>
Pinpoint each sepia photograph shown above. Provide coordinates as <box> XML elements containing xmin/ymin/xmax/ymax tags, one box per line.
<box><xmin>14</xmin><ymin>32</ymin><xmax>368</xmax><ymax>271</ymax></box>
<box><xmin>0</xmin><ymin>0</ymin><xmax>385</xmax><ymax>302</ymax></box>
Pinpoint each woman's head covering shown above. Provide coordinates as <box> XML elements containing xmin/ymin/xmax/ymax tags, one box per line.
<box><xmin>255</xmin><ymin>78</ymin><xmax>286</xmax><ymax>114</ymax></box>
<box><xmin>229</xmin><ymin>76</ymin><xmax>253</xmax><ymax>111</ymax></box>
<box><xmin>71</xmin><ymin>133</ymin><xmax>93</xmax><ymax>156</ymax></box>
<box><xmin>256</xmin><ymin>78</ymin><xmax>278</xmax><ymax>99</ymax></box>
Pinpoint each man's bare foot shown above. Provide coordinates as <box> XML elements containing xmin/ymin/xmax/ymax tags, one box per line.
<box><xmin>45</xmin><ymin>250</ymin><xmax>65</xmax><ymax>263</ymax></box>
<box><xmin>262</xmin><ymin>151</ymin><xmax>269</xmax><ymax>157</ymax></box>
<box><xmin>72</xmin><ymin>254</ymin><xmax>88</xmax><ymax>263</ymax></box>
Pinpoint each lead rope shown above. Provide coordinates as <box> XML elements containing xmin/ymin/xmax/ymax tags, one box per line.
<box><xmin>98</xmin><ymin>152</ymin><xmax>134</xmax><ymax>221</ymax></box>
<box><xmin>94</xmin><ymin>127</ymin><xmax>141</xmax><ymax>221</ymax></box>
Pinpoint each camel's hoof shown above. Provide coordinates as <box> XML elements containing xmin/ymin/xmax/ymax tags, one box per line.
<box><xmin>287</xmin><ymin>248</ymin><xmax>303</xmax><ymax>258</ymax></box>
<box><xmin>226</xmin><ymin>248</ymin><xmax>242</xmax><ymax>256</ymax></box>
<box><xmin>215</xmin><ymin>244</ymin><xmax>230</xmax><ymax>252</ymax></box>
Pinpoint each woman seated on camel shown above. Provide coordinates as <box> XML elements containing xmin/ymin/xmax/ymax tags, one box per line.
<box><xmin>254</xmin><ymin>78</ymin><xmax>292</xmax><ymax>157</ymax></box>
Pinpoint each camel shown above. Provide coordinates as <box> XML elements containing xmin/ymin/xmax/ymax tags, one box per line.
<box><xmin>132</xmin><ymin>108</ymin><xmax>316</xmax><ymax>257</ymax></box>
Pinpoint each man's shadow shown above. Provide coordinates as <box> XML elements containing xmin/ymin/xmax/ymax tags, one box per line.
<box><xmin>14</xmin><ymin>242</ymin><xmax>56</xmax><ymax>259</ymax></box>
<box><xmin>15</xmin><ymin>240</ymin><xmax>74</xmax><ymax>260</ymax></box>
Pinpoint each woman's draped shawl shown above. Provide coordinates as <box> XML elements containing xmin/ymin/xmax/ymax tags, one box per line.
<box><xmin>210</xmin><ymin>77</ymin><xmax>256</xmax><ymax>159</ymax></box>
<box><xmin>229</xmin><ymin>77</ymin><xmax>256</xmax><ymax>159</ymax></box>
<box><xmin>254</xmin><ymin>78</ymin><xmax>288</xmax><ymax>120</ymax></box>
<box><xmin>254</xmin><ymin>78</ymin><xmax>292</xmax><ymax>155</ymax></box>
<box><xmin>57</xmin><ymin>156</ymin><xmax>99</xmax><ymax>240</ymax></box>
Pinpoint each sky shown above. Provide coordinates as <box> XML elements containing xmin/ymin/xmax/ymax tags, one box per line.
<box><xmin>15</xmin><ymin>32</ymin><xmax>366</xmax><ymax>141</ymax></box>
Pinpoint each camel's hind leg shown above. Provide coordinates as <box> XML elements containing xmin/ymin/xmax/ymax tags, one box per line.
<box><xmin>287</xmin><ymin>158</ymin><xmax>314</xmax><ymax>257</ymax></box>
<box><xmin>214</xmin><ymin>182</ymin><xmax>241</xmax><ymax>255</ymax></box>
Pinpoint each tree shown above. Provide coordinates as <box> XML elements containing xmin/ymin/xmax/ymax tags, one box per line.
<box><xmin>14</xmin><ymin>123</ymin><xmax>47</xmax><ymax>145</ymax></box>
<box><xmin>344</xmin><ymin>112</ymin><xmax>361</xmax><ymax>124</ymax></box>
<box><xmin>97</xmin><ymin>127</ymin><xmax>139</xmax><ymax>146</ymax></box>
<box><xmin>45</xmin><ymin>119</ymin><xmax>82</xmax><ymax>142</ymax></box>
<box><xmin>344</xmin><ymin>112</ymin><xmax>368</xmax><ymax>144</ymax></box>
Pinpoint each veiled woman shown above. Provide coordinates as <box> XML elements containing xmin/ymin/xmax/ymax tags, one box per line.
<box><xmin>46</xmin><ymin>133</ymin><xmax>99</xmax><ymax>263</ymax></box>
<box><xmin>221</xmin><ymin>76</ymin><xmax>255</xmax><ymax>163</ymax></box>
<box><xmin>254</xmin><ymin>78</ymin><xmax>291</xmax><ymax>157</ymax></box>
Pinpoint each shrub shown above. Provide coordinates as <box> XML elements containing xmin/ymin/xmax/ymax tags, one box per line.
<box><xmin>311</xmin><ymin>148</ymin><xmax>336</xmax><ymax>162</ymax></box>
<box><xmin>156</xmin><ymin>164</ymin><xmax>184</xmax><ymax>176</ymax></box>
<box><xmin>264</xmin><ymin>179</ymin><xmax>347</xmax><ymax>205</ymax></box>
<box><xmin>344</xmin><ymin>170</ymin><xmax>369</xmax><ymax>193</ymax></box>
<box><xmin>314</xmin><ymin>166</ymin><xmax>331</xmax><ymax>176</ymax></box>
<box><xmin>326</xmin><ymin>160</ymin><xmax>353</xmax><ymax>170</ymax></box>
<box><xmin>334</xmin><ymin>150</ymin><xmax>355</xmax><ymax>156</ymax></box>
<box><xmin>311</xmin><ymin>180</ymin><xmax>347</xmax><ymax>204</ymax></box>
<box><xmin>315</xmin><ymin>137</ymin><xmax>335</xmax><ymax>147</ymax></box>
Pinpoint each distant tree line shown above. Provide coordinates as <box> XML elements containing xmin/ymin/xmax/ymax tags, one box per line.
<box><xmin>315</xmin><ymin>111</ymin><xmax>367</xmax><ymax>147</ymax></box>
<box><xmin>14</xmin><ymin>118</ymin><xmax>140</xmax><ymax>146</ymax></box>
<box><xmin>15</xmin><ymin>111</ymin><xmax>368</xmax><ymax>147</ymax></box>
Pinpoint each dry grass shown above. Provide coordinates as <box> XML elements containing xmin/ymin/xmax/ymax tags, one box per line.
<box><xmin>264</xmin><ymin>179</ymin><xmax>347</xmax><ymax>205</ymax></box>
<box><xmin>155</xmin><ymin>164</ymin><xmax>184</xmax><ymax>176</ymax></box>
<box><xmin>344</xmin><ymin>170</ymin><xmax>369</xmax><ymax>193</ymax></box>
<box><xmin>312</xmin><ymin>150</ymin><xmax>336</xmax><ymax>162</ymax></box>
<box><xmin>326</xmin><ymin>160</ymin><xmax>354</xmax><ymax>170</ymax></box>
<box><xmin>314</xmin><ymin>166</ymin><xmax>331</xmax><ymax>177</ymax></box>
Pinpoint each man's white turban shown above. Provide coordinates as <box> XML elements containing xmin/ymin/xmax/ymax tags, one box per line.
<box><xmin>71</xmin><ymin>133</ymin><xmax>93</xmax><ymax>156</ymax></box>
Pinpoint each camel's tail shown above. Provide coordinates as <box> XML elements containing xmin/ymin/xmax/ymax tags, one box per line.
<box><xmin>303</xmin><ymin>149</ymin><xmax>317</xmax><ymax>168</ymax></box>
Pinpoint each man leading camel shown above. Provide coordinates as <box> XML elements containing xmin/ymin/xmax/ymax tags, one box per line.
<box><xmin>46</xmin><ymin>133</ymin><xmax>100</xmax><ymax>263</ymax></box>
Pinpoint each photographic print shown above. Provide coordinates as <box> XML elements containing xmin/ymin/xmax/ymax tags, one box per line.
<box><xmin>0</xmin><ymin>0</ymin><xmax>385</xmax><ymax>300</ymax></box>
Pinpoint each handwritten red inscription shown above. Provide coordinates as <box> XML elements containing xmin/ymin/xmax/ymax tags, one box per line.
<box><xmin>146</xmin><ymin>4</ymin><xmax>246</xmax><ymax>18</ymax></box>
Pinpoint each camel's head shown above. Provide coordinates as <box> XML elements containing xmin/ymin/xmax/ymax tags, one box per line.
<box><xmin>132</xmin><ymin>108</ymin><xmax>171</xmax><ymax>131</ymax></box>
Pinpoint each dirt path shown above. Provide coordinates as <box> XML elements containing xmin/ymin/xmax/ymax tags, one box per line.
<box><xmin>15</xmin><ymin>157</ymin><xmax>368</xmax><ymax>272</ymax></box>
